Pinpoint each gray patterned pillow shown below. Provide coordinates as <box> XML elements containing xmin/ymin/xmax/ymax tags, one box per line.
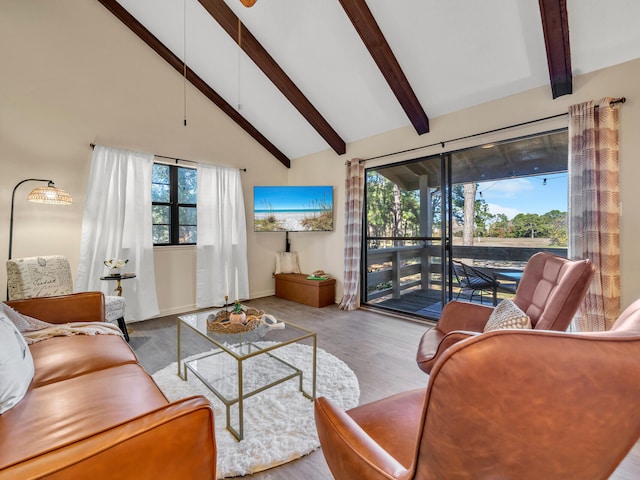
<box><xmin>0</xmin><ymin>302</ymin><xmax>50</xmax><ymax>332</ymax></box>
<box><xmin>484</xmin><ymin>299</ymin><xmax>532</xmax><ymax>332</ymax></box>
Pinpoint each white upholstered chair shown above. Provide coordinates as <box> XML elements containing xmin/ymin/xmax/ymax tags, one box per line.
<box><xmin>6</xmin><ymin>255</ymin><xmax>128</xmax><ymax>341</ymax></box>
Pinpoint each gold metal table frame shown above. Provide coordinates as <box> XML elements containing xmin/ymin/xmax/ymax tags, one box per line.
<box><xmin>177</xmin><ymin>309</ymin><xmax>317</xmax><ymax>441</ymax></box>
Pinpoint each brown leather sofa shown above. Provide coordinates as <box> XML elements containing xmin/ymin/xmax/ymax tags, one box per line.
<box><xmin>316</xmin><ymin>298</ymin><xmax>640</xmax><ymax>480</ymax></box>
<box><xmin>0</xmin><ymin>292</ymin><xmax>216</xmax><ymax>480</ymax></box>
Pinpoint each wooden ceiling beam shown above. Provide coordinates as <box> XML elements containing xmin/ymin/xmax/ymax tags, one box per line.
<box><xmin>538</xmin><ymin>0</ymin><xmax>572</xmax><ymax>98</ymax></box>
<box><xmin>339</xmin><ymin>0</ymin><xmax>429</xmax><ymax>135</ymax></box>
<box><xmin>198</xmin><ymin>0</ymin><xmax>346</xmax><ymax>155</ymax></box>
<box><xmin>95</xmin><ymin>0</ymin><xmax>291</xmax><ymax>168</ymax></box>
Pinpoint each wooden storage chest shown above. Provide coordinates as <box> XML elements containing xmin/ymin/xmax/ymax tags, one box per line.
<box><xmin>274</xmin><ymin>273</ymin><xmax>336</xmax><ymax>308</ymax></box>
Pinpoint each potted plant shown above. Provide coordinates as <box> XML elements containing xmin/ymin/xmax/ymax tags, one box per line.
<box><xmin>229</xmin><ymin>301</ymin><xmax>246</xmax><ymax>324</ymax></box>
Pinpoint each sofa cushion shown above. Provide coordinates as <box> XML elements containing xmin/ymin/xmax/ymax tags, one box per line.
<box><xmin>0</xmin><ymin>313</ymin><xmax>35</xmax><ymax>414</ymax></box>
<box><xmin>0</xmin><ymin>363</ymin><xmax>169</xmax><ymax>471</ymax></box>
<box><xmin>29</xmin><ymin>335</ymin><xmax>138</xmax><ymax>388</ymax></box>
<box><xmin>484</xmin><ymin>299</ymin><xmax>532</xmax><ymax>332</ymax></box>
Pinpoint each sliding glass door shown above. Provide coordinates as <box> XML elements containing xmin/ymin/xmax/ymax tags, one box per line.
<box><xmin>362</xmin><ymin>153</ymin><xmax>454</xmax><ymax>319</ymax></box>
<box><xmin>362</xmin><ymin>129</ymin><xmax>569</xmax><ymax>321</ymax></box>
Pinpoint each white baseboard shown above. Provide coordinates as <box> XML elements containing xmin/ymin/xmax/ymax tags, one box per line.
<box><xmin>155</xmin><ymin>303</ymin><xmax>197</xmax><ymax>318</ymax></box>
<box><xmin>153</xmin><ymin>290</ymin><xmax>276</xmax><ymax>318</ymax></box>
<box><xmin>249</xmin><ymin>289</ymin><xmax>276</xmax><ymax>300</ymax></box>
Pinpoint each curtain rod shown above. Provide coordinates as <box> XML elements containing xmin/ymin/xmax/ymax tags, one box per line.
<box><xmin>363</xmin><ymin>97</ymin><xmax>626</xmax><ymax>162</ymax></box>
<box><xmin>89</xmin><ymin>144</ymin><xmax>247</xmax><ymax>172</ymax></box>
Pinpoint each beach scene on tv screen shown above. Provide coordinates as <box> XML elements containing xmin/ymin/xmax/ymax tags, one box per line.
<box><xmin>254</xmin><ymin>186</ymin><xmax>333</xmax><ymax>232</ymax></box>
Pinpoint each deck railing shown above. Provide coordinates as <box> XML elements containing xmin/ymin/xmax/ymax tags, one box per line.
<box><xmin>365</xmin><ymin>242</ymin><xmax>567</xmax><ymax>302</ymax></box>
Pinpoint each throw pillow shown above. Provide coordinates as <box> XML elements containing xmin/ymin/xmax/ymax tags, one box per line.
<box><xmin>0</xmin><ymin>313</ymin><xmax>35</xmax><ymax>414</ymax></box>
<box><xmin>275</xmin><ymin>252</ymin><xmax>301</xmax><ymax>274</ymax></box>
<box><xmin>484</xmin><ymin>299</ymin><xmax>532</xmax><ymax>332</ymax></box>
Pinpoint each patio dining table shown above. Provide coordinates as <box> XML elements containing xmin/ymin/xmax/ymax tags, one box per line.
<box><xmin>491</xmin><ymin>269</ymin><xmax>523</xmax><ymax>293</ymax></box>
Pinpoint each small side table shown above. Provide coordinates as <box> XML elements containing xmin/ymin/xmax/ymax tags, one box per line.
<box><xmin>100</xmin><ymin>273</ymin><xmax>136</xmax><ymax>341</ymax></box>
<box><xmin>100</xmin><ymin>273</ymin><xmax>136</xmax><ymax>296</ymax></box>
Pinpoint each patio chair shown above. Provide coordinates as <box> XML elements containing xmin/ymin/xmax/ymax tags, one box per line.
<box><xmin>315</xmin><ymin>298</ymin><xmax>640</xmax><ymax>480</ymax></box>
<box><xmin>6</xmin><ymin>255</ymin><xmax>128</xmax><ymax>341</ymax></box>
<box><xmin>416</xmin><ymin>252</ymin><xmax>594</xmax><ymax>374</ymax></box>
<box><xmin>452</xmin><ymin>260</ymin><xmax>501</xmax><ymax>306</ymax></box>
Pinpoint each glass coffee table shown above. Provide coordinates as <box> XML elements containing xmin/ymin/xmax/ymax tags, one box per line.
<box><xmin>177</xmin><ymin>307</ymin><xmax>317</xmax><ymax>441</ymax></box>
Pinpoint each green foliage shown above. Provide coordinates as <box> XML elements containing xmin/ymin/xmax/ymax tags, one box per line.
<box><xmin>544</xmin><ymin>210</ymin><xmax>568</xmax><ymax>246</ymax></box>
<box><xmin>366</xmin><ymin>172</ymin><xmax>420</xmax><ymax>243</ymax></box>
<box><xmin>505</xmin><ymin>211</ymin><xmax>567</xmax><ymax>245</ymax></box>
<box><xmin>365</xmin><ymin>172</ymin><xmax>567</xmax><ymax>246</ymax></box>
<box><xmin>152</xmin><ymin>164</ymin><xmax>170</xmax><ymax>203</ymax></box>
<box><xmin>300</xmin><ymin>194</ymin><xmax>333</xmax><ymax>231</ymax></box>
<box><xmin>488</xmin><ymin>213</ymin><xmax>513</xmax><ymax>237</ymax></box>
<box><xmin>473</xmin><ymin>197</ymin><xmax>493</xmax><ymax>236</ymax></box>
<box><xmin>178</xmin><ymin>167</ymin><xmax>197</xmax><ymax>204</ymax></box>
<box><xmin>255</xmin><ymin>201</ymin><xmax>285</xmax><ymax>231</ymax></box>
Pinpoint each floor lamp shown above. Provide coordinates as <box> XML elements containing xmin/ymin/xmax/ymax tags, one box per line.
<box><xmin>8</xmin><ymin>179</ymin><xmax>73</xmax><ymax>261</ymax></box>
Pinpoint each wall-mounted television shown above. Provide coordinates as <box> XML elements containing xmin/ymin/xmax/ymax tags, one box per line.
<box><xmin>254</xmin><ymin>186</ymin><xmax>333</xmax><ymax>232</ymax></box>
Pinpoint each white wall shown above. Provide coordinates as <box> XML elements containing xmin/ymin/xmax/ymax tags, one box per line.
<box><xmin>291</xmin><ymin>58</ymin><xmax>640</xmax><ymax>310</ymax></box>
<box><xmin>0</xmin><ymin>0</ymin><xmax>288</xmax><ymax>314</ymax></box>
<box><xmin>2</xmin><ymin>1</ymin><xmax>639</xmax><ymax>315</ymax></box>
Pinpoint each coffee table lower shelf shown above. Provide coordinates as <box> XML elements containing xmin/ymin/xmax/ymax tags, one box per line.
<box><xmin>182</xmin><ymin>343</ymin><xmax>315</xmax><ymax>441</ymax></box>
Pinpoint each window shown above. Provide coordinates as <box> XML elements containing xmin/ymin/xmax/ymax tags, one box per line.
<box><xmin>152</xmin><ymin>163</ymin><xmax>197</xmax><ymax>245</ymax></box>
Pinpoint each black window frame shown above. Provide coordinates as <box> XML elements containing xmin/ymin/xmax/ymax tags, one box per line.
<box><xmin>152</xmin><ymin>163</ymin><xmax>197</xmax><ymax>246</ymax></box>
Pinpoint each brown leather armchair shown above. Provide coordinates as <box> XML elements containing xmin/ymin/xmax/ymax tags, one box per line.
<box><xmin>315</xmin><ymin>299</ymin><xmax>640</xmax><ymax>480</ymax></box>
<box><xmin>416</xmin><ymin>252</ymin><xmax>594</xmax><ymax>374</ymax></box>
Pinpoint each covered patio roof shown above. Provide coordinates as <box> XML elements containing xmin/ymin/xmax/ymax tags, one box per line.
<box><xmin>375</xmin><ymin>130</ymin><xmax>568</xmax><ymax>189</ymax></box>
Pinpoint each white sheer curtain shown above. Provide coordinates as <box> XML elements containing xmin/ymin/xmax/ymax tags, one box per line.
<box><xmin>75</xmin><ymin>145</ymin><xmax>159</xmax><ymax>321</ymax></box>
<box><xmin>196</xmin><ymin>164</ymin><xmax>248</xmax><ymax>308</ymax></box>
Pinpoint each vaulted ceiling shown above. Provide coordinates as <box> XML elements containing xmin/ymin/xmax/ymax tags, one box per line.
<box><xmin>96</xmin><ymin>0</ymin><xmax>640</xmax><ymax>167</ymax></box>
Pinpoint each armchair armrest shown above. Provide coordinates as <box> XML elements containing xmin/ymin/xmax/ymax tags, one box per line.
<box><xmin>438</xmin><ymin>300</ymin><xmax>494</xmax><ymax>333</ymax></box>
<box><xmin>0</xmin><ymin>396</ymin><xmax>216</xmax><ymax>480</ymax></box>
<box><xmin>416</xmin><ymin>328</ymin><xmax>481</xmax><ymax>374</ymax></box>
<box><xmin>5</xmin><ymin>292</ymin><xmax>106</xmax><ymax>324</ymax></box>
<box><xmin>416</xmin><ymin>300</ymin><xmax>492</xmax><ymax>374</ymax></box>
<box><xmin>314</xmin><ymin>397</ymin><xmax>410</xmax><ymax>480</ymax></box>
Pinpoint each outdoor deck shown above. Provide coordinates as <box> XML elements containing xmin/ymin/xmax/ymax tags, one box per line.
<box><xmin>365</xmin><ymin>243</ymin><xmax>566</xmax><ymax>320</ymax></box>
<box><xmin>372</xmin><ymin>287</ymin><xmax>508</xmax><ymax>320</ymax></box>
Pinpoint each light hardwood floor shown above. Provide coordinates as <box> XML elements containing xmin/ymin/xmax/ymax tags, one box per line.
<box><xmin>128</xmin><ymin>297</ymin><xmax>639</xmax><ymax>480</ymax></box>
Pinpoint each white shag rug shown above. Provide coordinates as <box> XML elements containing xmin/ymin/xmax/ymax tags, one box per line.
<box><xmin>152</xmin><ymin>342</ymin><xmax>359</xmax><ymax>479</ymax></box>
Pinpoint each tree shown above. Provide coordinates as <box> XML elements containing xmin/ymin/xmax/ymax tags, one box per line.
<box><xmin>488</xmin><ymin>213</ymin><xmax>511</xmax><ymax>237</ymax></box>
<box><xmin>392</xmin><ymin>183</ymin><xmax>402</xmax><ymax>244</ymax></box>
<box><xmin>511</xmin><ymin>213</ymin><xmax>547</xmax><ymax>238</ymax></box>
<box><xmin>365</xmin><ymin>172</ymin><xmax>420</xmax><ymax>246</ymax></box>
<box><xmin>473</xmin><ymin>198</ymin><xmax>493</xmax><ymax>237</ymax></box>
<box><xmin>463</xmin><ymin>183</ymin><xmax>476</xmax><ymax>245</ymax></box>
<box><xmin>543</xmin><ymin>209</ymin><xmax>568</xmax><ymax>246</ymax></box>
<box><xmin>451</xmin><ymin>183</ymin><xmax>493</xmax><ymax>239</ymax></box>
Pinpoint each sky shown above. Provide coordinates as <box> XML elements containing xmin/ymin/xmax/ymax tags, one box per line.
<box><xmin>476</xmin><ymin>173</ymin><xmax>568</xmax><ymax>219</ymax></box>
<box><xmin>254</xmin><ymin>185</ymin><xmax>333</xmax><ymax>211</ymax></box>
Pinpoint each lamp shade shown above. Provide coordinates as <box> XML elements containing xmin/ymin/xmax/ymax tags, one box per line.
<box><xmin>27</xmin><ymin>184</ymin><xmax>73</xmax><ymax>205</ymax></box>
